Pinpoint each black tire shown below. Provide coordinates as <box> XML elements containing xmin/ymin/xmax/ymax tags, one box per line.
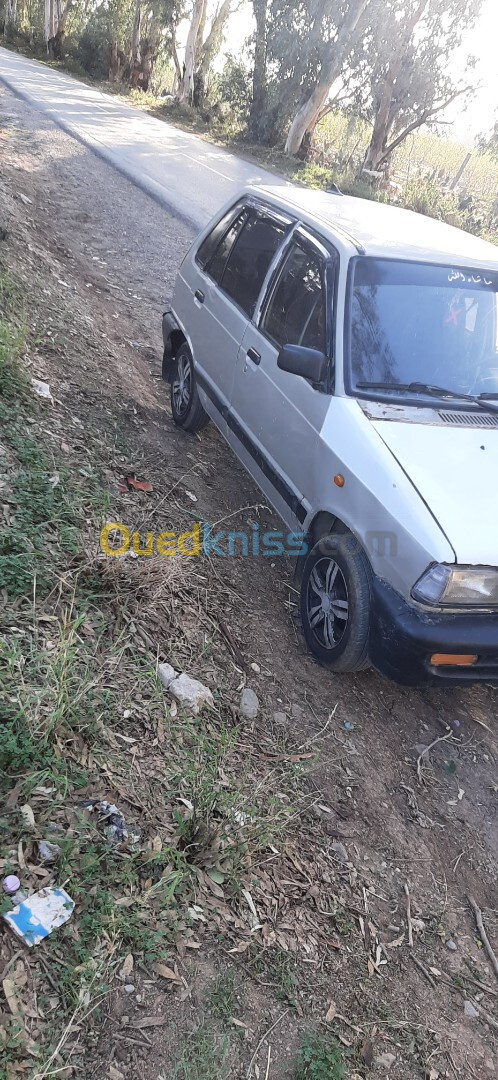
<box><xmin>170</xmin><ymin>343</ymin><xmax>209</xmax><ymax>433</ymax></box>
<box><xmin>300</xmin><ymin>532</ymin><xmax>371</xmax><ymax>672</ymax></box>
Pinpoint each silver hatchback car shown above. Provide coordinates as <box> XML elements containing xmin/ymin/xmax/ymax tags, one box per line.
<box><xmin>162</xmin><ymin>185</ymin><xmax>498</xmax><ymax>686</ymax></box>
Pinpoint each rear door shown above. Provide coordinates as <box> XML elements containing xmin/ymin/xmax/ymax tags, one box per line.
<box><xmin>229</xmin><ymin>229</ymin><xmax>335</xmax><ymax>529</ymax></box>
<box><xmin>176</xmin><ymin>202</ymin><xmax>289</xmax><ymax>431</ymax></box>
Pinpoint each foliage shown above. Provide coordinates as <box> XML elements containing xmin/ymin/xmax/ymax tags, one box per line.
<box><xmin>214</xmin><ymin>55</ymin><xmax>252</xmax><ymax>119</ymax></box>
<box><xmin>295</xmin><ymin>1031</ymin><xmax>346</xmax><ymax>1080</ymax></box>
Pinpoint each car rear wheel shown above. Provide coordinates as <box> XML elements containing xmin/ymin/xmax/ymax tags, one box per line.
<box><xmin>300</xmin><ymin>532</ymin><xmax>371</xmax><ymax>672</ymax></box>
<box><xmin>170</xmin><ymin>343</ymin><xmax>209</xmax><ymax>433</ymax></box>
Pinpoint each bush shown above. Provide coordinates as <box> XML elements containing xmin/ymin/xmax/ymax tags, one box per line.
<box><xmin>213</xmin><ymin>55</ymin><xmax>251</xmax><ymax>119</ymax></box>
<box><xmin>73</xmin><ymin>24</ymin><xmax>110</xmax><ymax>80</ymax></box>
<box><xmin>401</xmin><ymin>177</ymin><xmax>462</xmax><ymax>227</ymax></box>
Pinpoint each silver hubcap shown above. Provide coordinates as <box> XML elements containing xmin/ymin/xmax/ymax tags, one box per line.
<box><xmin>172</xmin><ymin>354</ymin><xmax>192</xmax><ymax>416</ymax></box>
<box><xmin>306</xmin><ymin>557</ymin><xmax>349</xmax><ymax>650</ymax></box>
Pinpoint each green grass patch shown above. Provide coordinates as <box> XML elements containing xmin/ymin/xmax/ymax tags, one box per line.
<box><xmin>172</xmin><ymin>1027</ymin><xmax>230</xmax><ymax>1080</ymax></box>
<box><xmin>295</xmin><ymin>1030</ymin><xmax>347</xmax><ymax>1080</ymax></box>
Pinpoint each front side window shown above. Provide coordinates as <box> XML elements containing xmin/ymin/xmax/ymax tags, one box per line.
<box><xmin>220</xmin><ymin>213</ymin><xmax>286</xmax><ymax>317</ymax></box>
<box><xmin>263</xmin><ymin>242</ymin><xmax>326</xmax><ymax>351</ymax></box>
<box><xmin>349</xmin><ymin>258</ymin><xmax>498</xmax><ymax>401</ymax></box>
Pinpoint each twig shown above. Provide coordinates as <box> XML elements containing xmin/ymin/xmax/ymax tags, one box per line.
<box><xmin>264</xmin><ymin>1045</ymin><xmax>271</xmax><ymax>1080</ymax></box>
<box><xmin>471</xmin><ymin>998</ymin><xmax>498</xmax><ymax>1035</ymax></box>
<box><xmin>404</xmin><ymin>883</ymin><xmax>413</xmax><ymax>947</ymax></box>
<box><xmin>468</xmin><ymin>895</ymin><xmax>498</xmax><ymax>982</ymax></box>
<box><xmin>416</xmin><ymin>730</ymin><xmax>453</xmax><ymax>782</ymax></box>
<box><xmin>410</xmin><ymin>954</ymin><xmax>437</xmax><ymax>989</ymax></box>
<box><xmin>247</xmin><ymin>1010</ymin><xmax>288</xmax><ymax>1078</ymax></box>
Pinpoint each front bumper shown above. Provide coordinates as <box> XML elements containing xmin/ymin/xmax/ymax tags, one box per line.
<box><xmin>369</xmin><ymin>578</ymin><xmax>498</xmax><ymax>686</ymax></box>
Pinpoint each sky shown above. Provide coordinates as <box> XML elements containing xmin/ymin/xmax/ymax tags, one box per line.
<box><xmin>448</xmin><ymin>0</ymin><xmax>497</xmax><ymax>143</ymax></box>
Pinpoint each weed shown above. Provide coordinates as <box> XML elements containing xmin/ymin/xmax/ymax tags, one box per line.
<box><xmin>295</xmin><ymin>1030</ymin><xmax>347</xmax><ymax>1080</ymax></box>
<box><xmin>171</xmin><ymin>1027</ymin><xmax>230</xmax><ymax>1080</ymax></box>
<box><xmin>205</xmin><ymin>971</ymin><xmax>238</xmax><ymax>1021</ymax></box>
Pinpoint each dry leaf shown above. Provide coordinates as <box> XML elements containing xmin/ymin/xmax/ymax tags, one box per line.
<box><xmin>119</xmin><ymin>954</ymin><xmax>134</xmax><ymax>980</ymax></box>
<box><xmin>230</xmin><ymin>1017</ymin><xmax>251</xmax><ymax>1030</ymax></box>
<box><xmin>361</xmin><ymin>1038</ymin><xmax>374</xmax><ymax>1068</ymax></box>
<box><xmin>129</xmin><ymin>1016</ymin><xmax>167</xmax><ymax>1028</ymax></box>
<box><xmin>152</xmin><ymin>963</ymin><xmax>181</xmax><ymax>982</ymax></box>
<box><xmin>2</xmin><ymin>978</ymin><xmax>22</xmax><ymax>1017</ymax></box>
<box><xmin>109</xmin><ymin>1067</ymin><xmax>124</xmax><ymax>1080</ymax></box>
<box><xmin>325</xmin><ymin>1001</ymin><xmax>337</xmax><ymax>1023</ymax></box>
<box><xmin>367</xmin><ymin>956</ymin><xmax>375</xmax><ymax>977</ymax></box>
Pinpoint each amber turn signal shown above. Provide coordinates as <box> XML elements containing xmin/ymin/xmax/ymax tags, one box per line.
<box><xmin>430</xmin><ymin>653</ymin><xmax>477</xmax><ymax>667</ymax></box>
<box><xmin>334</xmin><ymin>474</ymin><xmax>345</xmax><ymax>487</ymax></box>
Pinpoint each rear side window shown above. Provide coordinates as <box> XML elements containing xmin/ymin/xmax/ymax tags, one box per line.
<box><xmin>196</xmin><ymin>207</ymin><xmax>242</xmax><ymax>270</ymax></box>
<box><xmin>263</xmin><ymin>243</ymin><xmax>326</xmax><ymax>351</ymax></box>
<box><xmin>220</xmin><ymin>214</ymin><xmax>286</xmax><ymax>317</ymax></box>
<box><xmin>207</xmin><ymin>212</ymin><xmax>248</xmax><ymax>284</ymax></box>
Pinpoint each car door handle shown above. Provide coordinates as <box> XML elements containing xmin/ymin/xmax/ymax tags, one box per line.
<box><xmin>194</xmin><ymin>289</ymin><xmax>205</xmax><ymax>304</ymax></box>
<box><xmin>246</xmin><ymin>347</ymin><xmax>261</xmax><ymax>366</ymax></box>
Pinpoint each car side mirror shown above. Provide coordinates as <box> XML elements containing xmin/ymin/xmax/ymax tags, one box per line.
<box><xmin>277</xmin><ymin>344</ymin><xmax>328</xmax><ymax>384</ymax></box>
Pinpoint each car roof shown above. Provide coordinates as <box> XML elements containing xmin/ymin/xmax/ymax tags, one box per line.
<box><xmin>243</xmin><ymin>184</ymin><xmax>498</xmax><ymax>270</ymax></box>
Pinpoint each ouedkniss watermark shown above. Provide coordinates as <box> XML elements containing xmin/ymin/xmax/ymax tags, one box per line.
<box><xmin>100</xmin><ymin>523</ymin><xmax>398</xmax><ymax>559</ymax></box>
<box><xmin>100</xmin><ymin>522</ymin><xmax>308</xmax><ymax>558</ymax></box>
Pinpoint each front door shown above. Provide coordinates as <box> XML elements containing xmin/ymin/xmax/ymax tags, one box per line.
<box><xmin>229</xmin><ymin>230</ymin><xmax>335</xmax><ymax>529</ymax></box>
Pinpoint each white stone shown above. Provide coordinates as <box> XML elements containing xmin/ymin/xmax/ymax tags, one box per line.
<box><xmin>239</xmin><ymin>687</ymin><xmax>259</xmax><ymax>720</ymax></box>
<box><xmin>375</xmin><ymin>1053</ymin><xmax>396</xmax><ymax>1070</ymax></box>
<box><xmin>464</xmin><ymin>1000</ymin><xmax>479</xmax><ymax>1019</ymax></box>
<box><xmin>169</xmin><ymin>673</ymin><xmax>213</xmax><ymax>714</ymax></box>
<box><xmin>31</xmin><ymin>377</ymin><xmax>53</xmax><ymax>402</ymax></box>
<box><xmin>157</xmin><ymin>662</ymin><xmax>177</xmax><ymax>689</ymax></box>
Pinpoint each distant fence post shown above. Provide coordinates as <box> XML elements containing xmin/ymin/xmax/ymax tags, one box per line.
<box><xmin>450</xmin><ymin>151</ymin><xmax>472</xmax><ymax>191</ymax></box>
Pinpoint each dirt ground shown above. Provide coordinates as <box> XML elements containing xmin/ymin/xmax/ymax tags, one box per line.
<box><xmin>0</xmin><ymin>84</ymin><xmax>497</xmax><ymax>1080</ymax></box>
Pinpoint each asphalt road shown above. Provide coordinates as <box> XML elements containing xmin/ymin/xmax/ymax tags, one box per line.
<box><xmin>0</xmin><ymin>46</ymin><xmax>286</xmax><ymax>230</ymax></box>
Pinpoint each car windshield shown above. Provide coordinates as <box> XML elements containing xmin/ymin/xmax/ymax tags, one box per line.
<box><xmin>348</xmin><ymin>258</ymin><xmax>498</xmax><ymax>403</ymax></box>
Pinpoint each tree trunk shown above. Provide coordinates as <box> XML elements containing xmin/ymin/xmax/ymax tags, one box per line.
<box><xmin>44</xmin><ymin>0</ymin><xmax>55</xmax><ymax>45</ymax></box>
<box><xmin>364</xmin><ymin>0</ymin><xmax>430</xmax><ymax>171</ymax></box>
<box><xmin>284</xmin><ymin>0</ymin><xmax>370</xmax><ymax>156</ymax></box>
<box><xmin>6</xmin><ymin>0</ymin><xmax>17</xmax><ymax>32</ymax></box>
<box><xmin>248</xmin><ymin>0</ymin><xmax>267</xmax><ymax>140</ymax></box>
<box><xmin>131</xmin><ymin>0</ymin><xmax>141</xmax><ymax>66</ymax></box>
<box><xmin>195</xmin><ymin>0</ymin><xmax>232</xmax><ymax>105</ymax></box>
<box><xmin>178</xmin><ymin>0</ymin><xmax>207</xmax><ymax>104</ymax></box>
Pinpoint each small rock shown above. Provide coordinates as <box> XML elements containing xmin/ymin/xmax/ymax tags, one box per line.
<box><xmin>250</xmin><ymin>662</ymin><xmax>261</xmax><ymax>673</ymax></box>
<box><xmin>272</xmin><ymin>711</ymin><xmax>287</xmax><ymax>727</ymax></box>
<box><xmin>446</xmin><ymin>938</ymin><xmax>457</xmax><ymax>951</ymax></box>
<box><xmin>484</xmin><ymin>1057</ymin><xmax>494</xmax><ymax>1072</ymax></box>
<box><xmin>330</xmin><ymin>841</ymin><xmax>349</xmax><ymax>863</ymax></box>
<box><xmin>2</xmin><ymin>875</ymin><xmax>20</xmax><ymax>896</ymax></box>
<box><xmin>239</xmin><ymin>687</ymin><xmax>259</xmax><ymax>720</ymax></box>
<box><xmin>157</xmin><ymin>662</ymin><xmax>177</xmax><ymax>689</ymax></box>
<box><xmin>169</xmin><ymin>673</ymin><xmax>213</xmax><ymax>714</ymax></box>
<box><xmin>290</xmin><ymin>703</ymin><xmax>303</xmax><ymax>719</ymax></box>
<box><xmin>124</xmin><ymin>984</ymin><xmax>135</xmax><ymax>994</ymax></box>
<box><xmin>343</xmin><ymin>720</ymin><xmax>354</xmax><ymax>732</ymax></box>
<box><xmin>374</xmin><ymin>1053</ymin><xmax>396</xmax><ymax>1070</ymax></box>
<box><xmin>37</xmin><ymin>840</ymin><xmax>61</xmax><ymax>863</ymax></box>
<box><xmin>464</xmin><ymin>1000</ymin><xmax>479</xmax><ymax>1019</ymax></box>
<box><xmin>411</xmin><ymin>917</ymin><xmax>426</xmax><ymax>934</ymax></box>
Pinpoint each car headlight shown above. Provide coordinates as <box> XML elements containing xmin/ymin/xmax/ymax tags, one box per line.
<box><xmin>412</xmin><ymin>564</ymin><xmax>498</xmax><ymax>607</ymax></box>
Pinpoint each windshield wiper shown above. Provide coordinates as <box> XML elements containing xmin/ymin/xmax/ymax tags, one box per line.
<box><xmin>356</xmin><ymin>381</ymin><xmax>498</xmax><ymax>413</ymax></box>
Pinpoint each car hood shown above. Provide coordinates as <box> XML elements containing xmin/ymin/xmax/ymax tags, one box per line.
<box><xmin>370</xmin><ymin>416</ymin><xmax>498</xmax><ymax>565</ymax></box>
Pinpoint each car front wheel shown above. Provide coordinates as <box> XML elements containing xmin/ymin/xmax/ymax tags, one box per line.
<box><xmin>170</xmin><ymin>343</ymin><xmax>209</xmax><ymax>433</ymax></box>
<box><xmin>300</xmin><ymin>532</ymin><xmax>371</xmax><ymax>672</ymax></box>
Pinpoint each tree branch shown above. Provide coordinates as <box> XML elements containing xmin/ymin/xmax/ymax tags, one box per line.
<box><xmin>378</xmin><ymin>84</ymin><xmax>474</xmax><ymax>166</ymax></box>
